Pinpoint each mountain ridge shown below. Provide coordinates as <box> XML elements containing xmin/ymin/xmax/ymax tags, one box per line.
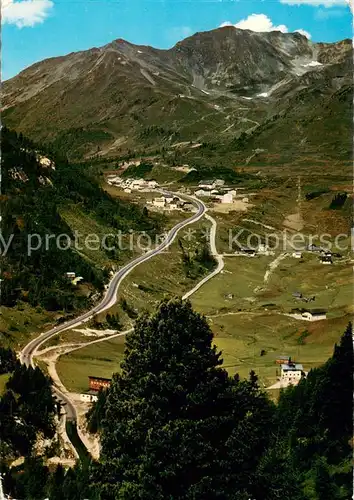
<box><xmin>2</xmin><ymin>27</ymin><xmax>352</xmax><ymax>164</ymax></box>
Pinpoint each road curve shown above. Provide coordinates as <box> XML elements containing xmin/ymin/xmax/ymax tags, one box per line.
<box><xmin>20</xmin><ymin>193</ymin><xmax>206</xmax><ymax>426</ymax></box>
<box><xmin>182</xmin><ymin>213</ymin><xmax>224</xmax><ymax>300</ymax></box>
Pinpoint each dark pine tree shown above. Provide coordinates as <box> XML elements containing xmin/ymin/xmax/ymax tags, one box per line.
<box><xmin>94</xmin><ymin>299</ymin><xmax>274</xmax><ymax>499</ymax></box>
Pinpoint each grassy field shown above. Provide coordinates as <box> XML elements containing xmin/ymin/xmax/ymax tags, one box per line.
<box><xmin>207</xmin><ymin>312</ymin><xmax>349</xmax><ymax>387</ymax></box>
<box><xmin>57</xmin><ymin>306</ymin><xmax>350</xmax><ymax>392</ymax></box>
<box><xmin>149</xmin><ymin>164</ymin><xmax>186</xmax><ymax>183</ymax></box>
<box><xmin>202</xmin><ymin>254</ymin><xmax>270</xmax><ymax>302</ymax></box>
<box><xmin>1</xmin><ymin>182</ymin><xmax>191</xmax><ymax>351</ymax></box>
<box><xmin>187</xmin><ymin>250</ymin><xmax>352</xmax><ymax>385</ymax></box>
<box><xmin>88</xmin><ymin>218</ymin><xmax>214</xmax><ymax>327</ymax></box>
<box><xmin>56</xmin><ymin>218</ymin><xmax>218</xmax><ymax>391</ymax></box>
<box><xmin>211</xmin><ymin>176</ymin><xmax>352</xmax><ymax>255</ymax></box>
<box><xmin>58</xmin><ymin>249</ymin><xmax>351</xmax><ymax>391</ymax></box>
<box><xmin>0</xmin><ymin>373</ymin><xmax>10</xmax><ymax>395</ymax></box>
<box><xmin>57</xmin><ymin>335</ymin><xmax>125</xmax><ymax>393</ymax></box>
<box><xmin>60</xmin><ymin>204</ymin><xmax>123</xmax><ymax>267</ymax></box>
<box><xmin>0</xmin><ymin>302</ymin><xmax>58</xmax><ymax>349</ymax></box>
<box><xmin>50</xmin><ymin>175</ymin><xmax>354</xmax><ymax>392</ymax></box>
<box><xmin>260</xmin><ymin>254</ymin><xmax>352</xmax><ymax>316</ymax></box>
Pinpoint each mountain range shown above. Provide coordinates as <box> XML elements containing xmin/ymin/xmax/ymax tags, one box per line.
<box><xmin>2</xmin><ymin>27</ymin><xmax>352</xmax><ymax>166</ymax></box>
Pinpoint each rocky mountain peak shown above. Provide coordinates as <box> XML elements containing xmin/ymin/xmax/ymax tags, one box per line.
<box><xmin>2</xmin><ymin>26</ymin><xmax>352</xmax><ymax>163</ymax></box>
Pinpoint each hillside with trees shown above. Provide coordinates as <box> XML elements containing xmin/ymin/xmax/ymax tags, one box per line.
<box><xmin>0</xmin><ymin>301</ymin><xmax>352</xmax><ymax>498</ymax></box>
<box><xmin>0</xmin><ymin>357</ymin><xmax>57</xmax><ymax>461</ymax></box>
<box><xmin>86</xmin><ymin>300</ymin><xmax>352</xmax><ymax>500</ymax></box>
<box><xmin>0</xmin><ymin>128</ymin><xmax>161</xmax><ymax>340</ymax></box>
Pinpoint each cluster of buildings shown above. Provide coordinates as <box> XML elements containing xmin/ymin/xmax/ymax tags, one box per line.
<box><xmin>236</xmin><ymin>245</ymin><xmax>340</xmax><ymax>263</ymax></box>
<box><xmin>194</xmin><ymin>180</ymin><xmax>247</xmax><ymax>205</ymax></box>
<box><xmin>292</xmin><ymin>291</ymin><xmax>315</xmax><ymax>303</ymax></box>
<box><xmin>106</xmin><ymin>175</ymin><xmax>159</xmax><ymax>193</ymax></box>
<box><xmin>234</xmin><ymin>244</ymin><xmax>275</xmax><ymax>257</ymax></box>
<box><xmin>308</xmin><ymin>245</ymin><xmax>341</xmax><ymax>265</ymax></box>
<box><xmin>148</xmin><ymin>195</ymin><xmax>194</xmax><ymax>211</ymax></box>
<box><xmin>10</xmin><ymin>153</ymin><xmax>55</xmax><ymax>186</ymax></box>
<box><xmin>9</xmin><ymin>167</ymin><xmax>29</xmax><ymax>183</ymax></box>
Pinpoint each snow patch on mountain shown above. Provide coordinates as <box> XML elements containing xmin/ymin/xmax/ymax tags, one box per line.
<box><xmin>303</xmin><ymin>61</ymin><xmax>323</xmax><ymax>68</ymax></box>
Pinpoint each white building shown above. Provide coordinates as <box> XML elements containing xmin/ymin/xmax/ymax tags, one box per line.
<box><xmin>148</xmin><ymin>180</ymin><xmax>158</xmax><ymax>189</ymax></box>
<box><xmin>280</xmin><ymin>363</ymin><xmax>304</xmax><ymax>382</ymax></box>
<box><xmin>198</xmin><ymin>180</ymin><xmax>215</xmax><ymax>190</ymax></box>
<box><xmin>292</xmin><ymin>252</ymin><xmax>302</xmax><ymax>259</ymax></box>
<box><xmin>80</xmin><ymin>393</ymin><xmax>98</xmax><ymax>403</ymax></box>
<box><xmin>301</xmin><ymin>310</ymin><xmax>327</xmax><ymax>321</ymax></box>
<box><xmin>320</xmin><ymin>256</ymin><xmax>333</xmax><ymax>265</ymax></box>
<box><xmin>221</xmin><ymin>193</ymin><xmax>233</xmax><ymax>204</ymax></box>
<box><xmin>37</xmin><ymin>154</ymin><xmax>55</xmax><ymax>169</ymax></box>
<box><xmin>106</xmin><ymin>175</ymin><xmax>122</xmax><ymax>185</ymax></box>
<box><xmin>124</xmin><ymin>188</ymin><xmax>132</xmax><ymax>193</ymax></box>
<box><xmin>131</xmin><ymin>179</ymin><xmax>146</xmax><ymax>189</ymax></box>
<box><xmin>195</xmin><ymin>189</ymin><xmax>211</xmax><ymax>197</ymax></box>
<box><xmin>72</xmin><ymin>276</ymin><xmax>84</xmax><ymax>286</ymax></box>
<box><xmin>153</xmin><ymin>197</ymin><xmax>166</xmax><ymax>208</ymax></box>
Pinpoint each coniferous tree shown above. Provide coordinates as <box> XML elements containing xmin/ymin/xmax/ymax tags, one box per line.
<box><xmin>47</xmin><ymin>464</ymin><xmax>66</xmax><ymax>500</ymax></box>
<box><xmin>269</xmin><ymin>323</ymin><xmax>353</xmax><ymax>499</ymax></box>
<box><xmin>94</xmin><ymin>299</ymin><xmax>274</xmax><ymax>499</ymax></box>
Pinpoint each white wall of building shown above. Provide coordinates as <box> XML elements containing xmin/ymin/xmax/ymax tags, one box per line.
<box><xmin>80</xmin><ymin>394</ymin><xmax>98</xmax><ymax>403</ymax></box>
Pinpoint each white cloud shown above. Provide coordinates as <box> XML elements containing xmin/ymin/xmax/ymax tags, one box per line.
<box><xmin>2</xmin><ymin>0</ymin><xmax>53</xmax><ymax>28</ymax></box>
<box><xmin>280</xmin><ymin>0</ymin><xmax>348</xmax><ymax>6</ymax></box>
<box><xmin>295</xmin><ymin>28</ymin><xmax>312</xmax><ymax>38</ymax></box>
<box><xmin>233</xmin><ymin>13</ymin><xmax>289</xmax><ymax>33</ymax></box>
<box><xmin>220</xmin><ymin>14</ymin><xmax>311</xmax><ymax>39</ymax></box>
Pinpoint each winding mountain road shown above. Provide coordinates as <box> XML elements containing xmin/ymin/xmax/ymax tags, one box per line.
<box><xmin>20</xmin><ymin>193</ymin><xmax>206</xmax><ymax>439</ymax></box>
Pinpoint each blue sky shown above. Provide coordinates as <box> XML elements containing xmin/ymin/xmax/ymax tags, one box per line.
<box><xmin>2</xmin><ymin>0</ymin><xmax>352</xmax><ymax>80</ymax></box>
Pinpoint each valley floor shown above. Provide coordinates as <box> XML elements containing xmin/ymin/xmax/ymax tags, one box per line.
<box><xmin>52</xmin><ymin>175</ymin><xmax>352</xmax><ymax>393</ymax></box>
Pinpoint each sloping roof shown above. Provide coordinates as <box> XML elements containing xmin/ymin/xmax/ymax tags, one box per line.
<box><xmin>198</xmin><ymin>180</ymin><xmax>214</xmax><ymax>185</ymax></box>
<box><xmin>89</xmin><ymin>376</ymin><xmax>112</xmax><ymax>382</ymax></box>
<box><xmin>281</xmin><ymin>363</ymin><xmax>303</xmax><ymax>371</ymax></box>
<box><xmin>304</xmin><ymin>309</ymin><xmax>327</xmax><ymax>315</ymax></box>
